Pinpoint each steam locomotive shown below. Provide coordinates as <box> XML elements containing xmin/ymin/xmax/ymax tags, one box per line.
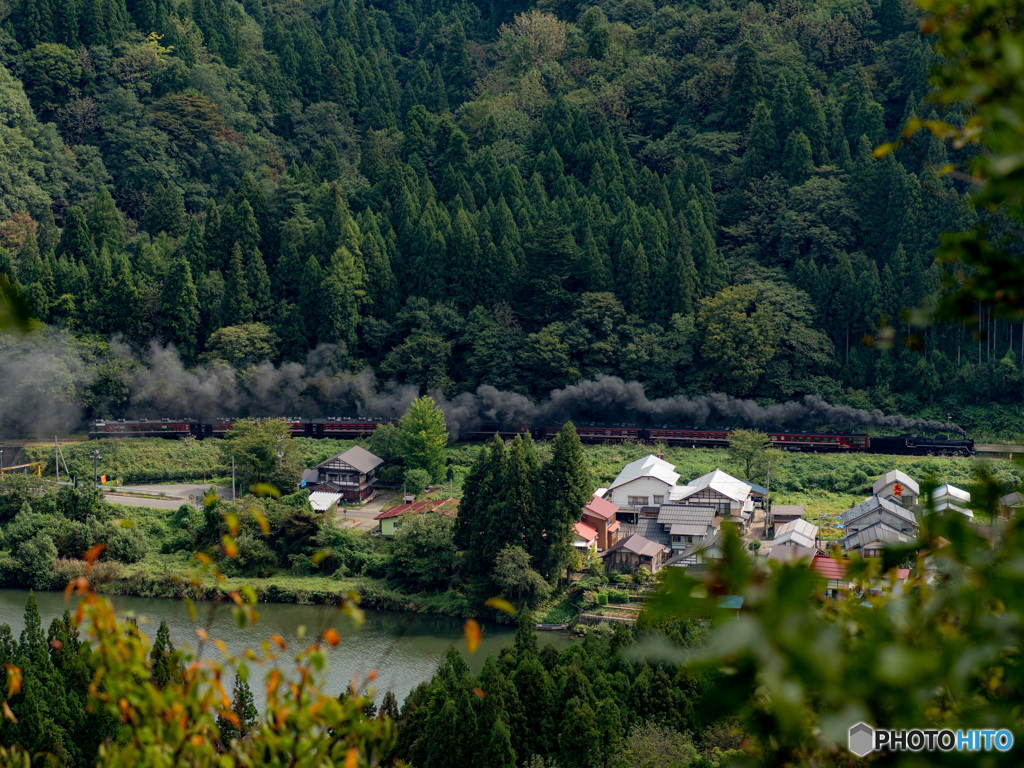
<box><xmin>88</xmin><ymin>417</ymin><xmax>975</xmax><ymax>456</ymax></box>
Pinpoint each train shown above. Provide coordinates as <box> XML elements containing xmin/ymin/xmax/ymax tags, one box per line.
<box><xmin>89</xmin><ymin>417</ymin><xmax>975</xmax><ymax>456</ymax></box>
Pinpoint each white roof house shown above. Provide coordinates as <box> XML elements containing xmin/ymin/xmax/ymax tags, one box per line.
<box><xmin>309</xmin><ymin>491</ymin><xmax>342</xmax><ymax>512</ymax></box>
<box><xmin>607</xmin><ymin>455</ymin><xmax>680</xmax><ymax>508</ymax></box>
<box><xmin>872</xmin><ymin>470</ymin><xmax>920</xmax><ymax>505</ymax></box>
<box><xmin>773</xmin><ymin>518</ymin><xmax>819</xmax><ymax>549</ymax></box>
<box><xmin>931</xmin><ymin>484</ymin><xmax>970</xmax><ymax>507</ymax></box>
<box><xmin>669</xmin><ymin>469</ymin><xmax>755</xmax><ymax>524</ymax></box>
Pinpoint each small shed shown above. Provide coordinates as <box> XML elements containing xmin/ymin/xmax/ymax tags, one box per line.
<box><xmin>770</xmin><ymin>504</ymin><xmax>805</xmax><ymax>526</ymax></box>
<box><xmin>1000</xmin><ymin>491</ymin><xmax>1024</xmax><ymax>518</ymax></box>
<box><xmin>573</xmin><ymin>521</ymin><xmax>598</xmax><ymax>551</ymax></box>
<box><xmin>308</xmin><ymin>491</ymin><xmax>342</xmax><ymax>515</ymax></box>
<box><xmin>373</xmin><ymin>498</ymin><xmax>459</xmax><ymax>537</ymax></box>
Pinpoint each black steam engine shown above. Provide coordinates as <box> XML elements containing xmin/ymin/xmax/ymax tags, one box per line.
<box><xmin>89</xmin><ymin>417</ymin><xmax>974</xmax><ymax>457</ymax></box>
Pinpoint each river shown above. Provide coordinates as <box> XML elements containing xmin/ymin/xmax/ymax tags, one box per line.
<box><xmin>0</xmin><ymin>589</ymin><xmax>574</xmax><ymax>708</ymax></box>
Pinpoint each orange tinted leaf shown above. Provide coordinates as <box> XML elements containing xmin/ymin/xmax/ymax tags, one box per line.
<box><xmin>270</xmin><ymin>634</ymin><xmax>286</xmax><ymax>649</ymax></box>
<box><xmin>252</xmin><ymin>483</ymin><xmax>281</xmax><ymax>499</ymax></box>
<box><xmin>2</xmin><ymin>701</ymin><xmax>16</xmax><ymax>723</ymax></box>
<box><xmin>324</xmin><ymin>628</ymin><xmax>340</xmax><ymax>647</ymax></box>
<box><xmin>195</xmin><ymin>552</ymin><xmax>212</xmax><ymax>566</ymax></box>
<box><xmin>472</xmin><ymin>687</ymin><xmax>487</xmax><ymax>698</ymax></box>
<box><xmin>84</xmin><ymin>543</ymin><xmax>106</xmax><ymax>566</ymax></box>
<box><xmin>196</xmin><ymin>628</ymin><xmax>209</xmax><ymax>642</ymax></box>
<box><xmin>464</xmin><ymin>619</ymin><xmax>482</xmax><ymax>654</ymax></box>
<box><xmin>485</xmin><ymin>597</ymin><xmax>518</xmax><ymax>615</ymax></box>
<box><xmin>225</xmin><ymin>512</ymin><xmax>240</xmax><ymax>536</ymax></box>
<box><xmin>223</xmin><ymin>535</ymin><xmax>238</xmax><ymax>559</ymax></box>
<box><xmin>345</xmin><ymin>748</ymin><xmax>359</xmax><ymax>768</ymax></box>
<box><xmin>311</xmin><ymin>549</ymin><xmax>329</xmax><ymax>565</ymax></box>
<box><xmin>255</xmin><ymin>512</ymin><xmax>270</xmax><ymax>534</ymax></box>
<box><xmin>4</xmin><ymin>665</ymin><xmax>21</xmax><ymax>696</ymax></box>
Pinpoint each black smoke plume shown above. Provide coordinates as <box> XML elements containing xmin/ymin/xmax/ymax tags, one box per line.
<box><xmin>0</xmin><ymin>334</ymin><xmax>964</xmax><ymax>439</ymax></box>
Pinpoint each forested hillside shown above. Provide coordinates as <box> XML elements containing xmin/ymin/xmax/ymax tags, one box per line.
<box><xmin>0</xmin><ymin>0</ymin><xmax>1017</xmax><ymax>434</ymax></box>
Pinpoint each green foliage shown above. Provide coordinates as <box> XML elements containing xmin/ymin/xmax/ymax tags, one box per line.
<box><xmin>399</xmin><ymin>396</ymin><xmax>448</xmax><ymax>483</ymax></box>
<box><xmin>725</xmin><ymin>429</ymin><xmax>777</xmax><ymax>482</ymax></box>
<box><xmin>219</xmin><ymin>418</ymin><xmax>302</xmax><ymax>492</ymax></box>
<box><xmin>387</xmin><ymin>512</ymin><xmax>457</xmax><ymax>592</ymax></box>
<box><xmin>402</xmin><ymin>468</ymin><xmax>431</xmax><ymax>495</ymax></box>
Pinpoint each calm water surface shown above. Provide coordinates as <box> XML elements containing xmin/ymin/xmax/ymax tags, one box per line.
<box><xmin>0</xmin><ymin>589</ymin><xmax>574</xmax><ymax>707</ymax></box>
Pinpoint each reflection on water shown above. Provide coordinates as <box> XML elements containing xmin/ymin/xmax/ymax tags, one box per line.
<box><xmin>0</xmin><ymin>589</ymin><xmax>574</xmax><ymax>708</ymax></box>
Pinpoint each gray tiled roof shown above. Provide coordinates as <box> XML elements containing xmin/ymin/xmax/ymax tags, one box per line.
<box><xmin>317</xmin><ymin>445</ymin><xmax>383</xmax><ymax>473</ymax></box>
<box><xmin>657</xmin><ymin>504</ymin><xmax>716</xmax><ymax>527</ymax></box>
<box><xmin>843</xmin><ymin>521</ymin><xmax>916</xmax><ymax>552</ymax></box>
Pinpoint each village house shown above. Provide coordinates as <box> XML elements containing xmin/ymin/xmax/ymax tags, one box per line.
<box><xmin>605</xmin><ymin>454</ymin><xmax>680</xmax><ymax>509</ymax></box>
<box><xmin>772</xmin><ymin>518</ymin><xmax>819</xmax><ymax>549</ymax></box>
<box><xmin>573</xmin><ymin>521</ymin><xmax>598</xmax><ymax>552</ymax></box>
<box><xmin>664</xmin><ymin>530</ymin><xmax>726</xmax><ymax>568</ymax></box>
<box><xmin>1000</xmin><ymin>491</ymin><xmax>1024</xmax><ymax>518</ymax></box>
<box><xmin>770</xmin><ymin>504</ymin><xmax>805</xmax><ymax>527</ymax></box>
<box><xmin>373</xmin><ymin>498</ymin><xmax>459</xmax><ymax>537</ymax></box>
<box><xmin>668</xmin><ymin>468</ymin><xmax>755</xmax><ymax>528</ymax></box>
<box><xmin>842</xmin><ymin>495</ymin><xmax>919</xmax><ymax>556</ymax></box>
<box><xmin>602</xmin><ymin>533</ymin><xmax>671</xmax><ymax>574</ymax></box>
<box><xmin>301</xmin><ymin>445</ymin><xmax>383</xmax><ymax>503</ymax></box>
<box><xmin>930</xmin><ymin>484</ymin><xmax>973</xmax><ymax>518</ymax></box>
<box><xmin>872</xmin><ymin>470</ymin><xmax>920</xmax><ymax>506</ymax></box>
<box><xmin>581</xmin><ymin>494</ymin><xmax>621</xmax><ymax>551</ymax></box>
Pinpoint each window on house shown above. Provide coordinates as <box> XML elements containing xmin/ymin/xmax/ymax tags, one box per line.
<box><xmin>628</xmin><ymin>496</ymin><xmax>649</xmax><ymax>506</ymax></box>
<box><xmin>653</xmin><ymin>495</ymin><xmax>664</xmax><ymax>505</ymax></box>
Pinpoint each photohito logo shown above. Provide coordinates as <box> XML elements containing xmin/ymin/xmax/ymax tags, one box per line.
<box><xmin>848</xmin><ymin>723</ymin><xmax>1014</xmax><ymax>756</ymax></box>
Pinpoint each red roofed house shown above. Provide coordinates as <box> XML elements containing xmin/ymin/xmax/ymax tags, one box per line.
<box><xmin>374</xmin><ymin>498</ymin><xmax>459</xmax><ymax>537</ymax></box>
<box><xmin>602</xmin><ymin>533</ymin><xmax>671</xmax><ymax>574</ymax></box>
<box><xmin>581</xmin><ymin>494</ymin><xmax>621</xmax><ymax>551</ymax></box>
<box><xmin>811</xmin><ymin>553</ymin><xmax>851</xmax><ymax>597</ymax></box>
<box><xmin>574</xmin><ymin>521</ymin><xmax>598</xmax><ymax>552</ymax></box>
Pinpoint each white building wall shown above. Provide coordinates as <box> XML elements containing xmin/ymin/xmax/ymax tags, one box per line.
<box><xmin>609</xmin><ymin>477</ymin><xmax>673</xmax><ymax>508</ymax></box>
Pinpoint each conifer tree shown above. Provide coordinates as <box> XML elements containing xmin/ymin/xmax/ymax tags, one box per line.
<box><xmin>149</xmin><ymin>620</ymin><xmax>181</xmax><ymax>689</ymax></box>
<box><xmin>298</xmin><ymin>254</ymin><xmax>324</xmax><ymax>344</ymax></box>
<box><xmin>87</xmin><ymin>186</ymin><xmax>125</xmax><ymax>254</ymax></box>
<box><xmin>783</xmin><ymin>130</ymin><xmax>815</xmax><ymax>185</ymax></box>
<box><xmin>183</xmin><ymin>217</ymin><xmax>206</xmax><ymax>277</ymax></box>
<box><xmin>725</xmin><ymin>40</ymin><xmax>765</xmax><ymax>130</ymax></box>
<box><xmin>247</xmin><ymin>248</ymin><xmax>272</xmax><ymax>321</ymax></box>
<box><xmin>144</xmin><ymin>184</ymin><xmax>187</xmax><ymax>237</ymax></box>
<box><xmin>484</xmin><ymin>719</ymin><xmax>517</xmax><ymax>768</ymax></box>
<box><xmin>790</xmin><ymin>72</ymin><xmax>829</xmax><ymax>163</ymax></box>
<box><xmin>222</xmin><ymin>243</ymin><xmax>253</xmax><ymax>327</ymax></box>
<box><xmin>770</xmin><ymin>75</ymin><xmax>794</xmax><ymax>148</ymax></box>
<box><xmin>56</xmin><ymin>207</ymin><xmax>95</xmax><ymax>265</ymax></box>
<box><xmin>540</xmin><ymin>423</ymin><xmax>590</xmax><ymax>579</ymax></box>
<box><xmin>160</xmin><ymin>255</ymin><xmax>199</xmax><ymax>353</ymax></box>
<box><xmin>218</xmin><ymin>673</ymin><xmax>258</xmax><ymax>742</ymax></box>
<box><xmin>233</xmin><ymin>200</ymin><xmax>262</xmax><ymax>257</ymax></box>
<box><xmin>879</xmin><ymin>0</ymin><xmax>905</xmax><ymax>39</ymax></box>
<box><xmin>743</xmin><ymin>102</ymin><xmax>778</xmax><ymax>180</ymax></box>
<box><xmin>203</xmin><ymin>199</ymin><xmax>224</xmax><ymax>271</ymax></box>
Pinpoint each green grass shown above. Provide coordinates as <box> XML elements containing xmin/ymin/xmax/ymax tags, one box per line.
<box><xmin>536</xmin><ymin>593</ymin><xmax>581</xmax><ymax>624</ymax></box>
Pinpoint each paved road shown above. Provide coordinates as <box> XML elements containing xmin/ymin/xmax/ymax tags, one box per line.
<box><xmin>102</xmin><ymin>484</ymin><xmax>231</xmax><ymax>511</ymax></box>
<box><xmin>335</xmin><ymin>490</ymin><xmax>399</xmax><ymax>532</ymax></box>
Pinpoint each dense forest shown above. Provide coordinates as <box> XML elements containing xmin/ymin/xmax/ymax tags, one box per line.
<box><xmin>0</xmin><ymin>0</ymin><xmax>1019</xmax><ymax>436</ymax></box>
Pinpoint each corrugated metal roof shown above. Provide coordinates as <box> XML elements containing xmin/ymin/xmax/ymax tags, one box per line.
<box><xmin>609</xmin><ymin>454</ymin><xmax>680</xmax><ymax>490</ymax></box>
<box><xmin>931</xmin><ymin>484</ymin><xmax>970</xmax><ymax>504</ymax></box>
<box><xmin>584</xmin><ymin>494</ymin><xmax>619</xmax><ymax>519</ymax></box>
<box><xmin>674</xmin><ymin>530</ymin><xmax>724</xmax><ymax>561</ymax></box>
<box><xmin>843</xmin><ymin>521</ymin><xmax>915</xmax><ymax>552</ymax></box>
<box><xmin>932</xmin><ymin>500</ymin><xmax>973</xmax><ymax>518</ymax></box>
<box><xmin>1000</xmin><ymin>490</ymin><xmax>1024</xmax><ymax>506</ymax></box>
<box><xmin>374</xmin><ymin>498</ymin><xmax>459</xmax><ymax>520</ymax></box>
<box><xmin>670</xmin><ymin>469</ymin><xmax>751</xmax><ymax>504</ymax></box>
<box><xmin>309</xmin><ymin>491</ymin><xmax>342</xmax><ymax>512</ymax></box>
<box><xmin>844</xmin><ymin>495</ymin><xmax>917</xmax><ymax>527</ymax></box>
<box><xmin>574</xmin><ymin>521</ymin><xmax>598</xmax><ymax>541</ymax></box>
<box><xmin>771</xmin><ymin>505</ymin><xmax>806</xmax><ymax>517</ymax></box>
<box><xmin>811</xmin><ymin>554</ymin><xmax>849</xmax><ymax>580</ymax></box>
<box><xmin>872</xmin><ymin>470</ymin><xmax>920</xmax><ymax>496</ymax></box>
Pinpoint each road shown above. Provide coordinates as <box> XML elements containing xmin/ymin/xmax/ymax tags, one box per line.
<box><xmin>335</xmin><ymin>490</ymin><xmax>399</xmax><ymax>532</ymax></box>
<box><xmin>102</xmin><ymin>483</ymin><xmax>232</xmax><ymax>511</ymax></box>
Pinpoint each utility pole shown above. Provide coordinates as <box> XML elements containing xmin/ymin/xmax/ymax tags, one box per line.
<box><xmin>91</xmin><ymin>448</ymin><xmax>102</xmax><ymax>488</ymax></box>
<box><xmin>0</xmin><ymin>446</ymin><xmax>4</xmax><ymax>480</ymax></box>
<box><xmin>232</xmin><ymin>456</ymin><xmax>236</xmax><ymax>501</ymax></box>
<box><xmin>764</xmin><ymin>460</ymin><xmax>771</xmax><ymax>537</ymax></box>
<box><xmin>277</xmin><ymin>434</ymin><xmax>286</xmax><ymax>470</ymax></box>
<box><xmin>54</xmin><ymin>437</ymin><xmax>59</xmax><ymax>484</ymax></box>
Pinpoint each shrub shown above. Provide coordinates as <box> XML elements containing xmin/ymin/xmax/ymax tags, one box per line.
<box><xmin>17</xmin><ymin>532</ymin><xmax>58</xmax><ymax>589</ymax></box>
<box><xmin>608</xmin><ymin>589</ymin><xmax>629</xmax><ymax>604</ymax></box>
<box><xmin>289</xmin><ymin>554</ymin><xmax>315</xmax><ymax>576</ymax></box>
<box><xmin>231</xmin><ymin>533</ymin><xmax>279</xmax><ymax>577</ymax></box>
<box><xmin>582</xmin><ymin>590</ymin><xmax>598</xmax><ymax>609</ymax></box>
<box><xmin>105</xmin><ymin>522</ymin><xmax>149</xmax><ymax>563</ymax></box>
<box><xmin>597</xmin><ymin>592</ymin><xmax>609</xmax><ymax>606</ymax></box>
<box><xmin>403</xmin><ymin>468</ymin><xmax>431</xmax><ymax>495</ymax></box>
